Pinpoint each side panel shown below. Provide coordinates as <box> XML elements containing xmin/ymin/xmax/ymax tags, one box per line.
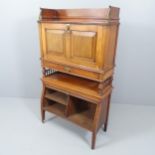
<box><xmin>103</xmin><ymin>25</ymin><xmax>119</xmax><ymax>70</ymax></box>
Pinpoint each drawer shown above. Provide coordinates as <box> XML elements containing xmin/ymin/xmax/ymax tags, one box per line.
<box><xmin>42</xmin><ymin>60</ymin><xmax>101</xmax><ymax>82</ymax></box>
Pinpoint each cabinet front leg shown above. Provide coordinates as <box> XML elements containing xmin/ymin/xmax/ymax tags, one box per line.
<box><xmin>41</xmin><ymin>109</ymin><xmax>45</xmax><ymax>123</ymax></box>
<box><xmin>103</xmin><ymin>94</ymin><xmax>111</xmax><ymax>131</ymax></box>
<box><xmin>41</xmin><ymin>84</ymin><xmax>46</xmax><ymax>123</ymax></box>
<box><xmin>91</xmin><ymin>131</ymin><xmax>96</xmax><ymax>150</ymax></box>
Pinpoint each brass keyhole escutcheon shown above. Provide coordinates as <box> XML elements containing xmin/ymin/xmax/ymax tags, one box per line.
<box><xmin>65</xmin><ymin>24</ymin><xmax>71</xmax><ymax>33</ymax></box>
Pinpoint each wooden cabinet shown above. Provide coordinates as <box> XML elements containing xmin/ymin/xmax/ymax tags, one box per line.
<box><xmin>39</xmin><ymin>7</ymin><xmax>119</xmax><ymax>82</ymax></box>
<box><xmin>38</xmin><ymin>6</ymin><xmax>120</xmax><ymax>149</ymax></box>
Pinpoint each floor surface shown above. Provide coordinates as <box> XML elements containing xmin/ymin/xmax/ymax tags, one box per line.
<box><xmin>0</xmin><ymin>98</ymin><xmax>155</xmax><ymax>155</ymax></box>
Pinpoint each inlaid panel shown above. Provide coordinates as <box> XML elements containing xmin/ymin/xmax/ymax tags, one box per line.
<box><xmin>46</xmin><ymin>30</ymin><xmax>65</xmax><ymax>54</ymax></box>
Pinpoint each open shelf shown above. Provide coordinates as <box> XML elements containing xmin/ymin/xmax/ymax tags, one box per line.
<box><xmin>43</xmin><ymin>102</ymin><xmax>66</xmax><ymax>117</ymax></box>
<box><xmin>45</xmin><ymin>91</ymin><xmax>68</xmax><ymax>106</ymax></box>
<box><xmin>42</xmin><ymin>87</ymin><xmax>97</xmax><ymax>131</ymax></box>
<box><xmin>66</xmin><ymin>97</ymin><xmax>96</xmax><ymax>130</ymax></box>
<box><xmin>68</xmin><ymin>109</ymin><xmax>94</xmax><ymax>130</ymax></box>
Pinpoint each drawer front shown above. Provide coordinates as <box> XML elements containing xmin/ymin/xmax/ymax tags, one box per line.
<box><xmin>42</xmin><ymin>60</ymin><xmax>101</xmax><ymax>81</ymax></box>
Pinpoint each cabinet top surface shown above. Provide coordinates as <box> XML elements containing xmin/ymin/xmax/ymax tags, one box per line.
<box><xmin>38</xmin><ymin>6</ymin><xmax>120</xmax><ymax>24</ymax></box>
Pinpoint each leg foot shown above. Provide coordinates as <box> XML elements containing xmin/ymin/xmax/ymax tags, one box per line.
<box><xmin>103</xmin><ymin>123</ymin><xmax>107</xmax><ymax>132</ymax></box>
<box><xmin>91</xmin><ymin>132</ymin><xmax>96</xmax><ymax>149</ymax></box>
<box><xmin>41</xmin><ymin>84</ymin><xmax>46</xmax><ymax>123</ymax></box>
<box><xmin>41</xmin><ymin>110</ymin><xmax>45</xmax><ymax>123</ymax></box>
<box><xmin>103</xmin><ymin>94</ymin><xmax>111</xmax><ymax>132</ymax></box>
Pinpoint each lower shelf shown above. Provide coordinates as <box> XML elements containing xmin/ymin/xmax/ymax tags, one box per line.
<box><xmin>42</xmin><ymin>86</ymin><xmax>98</xmax><ymax>131</ymax></box>
<box><xmin>68</xmin><ymin>109</ymin><xmax>93</xmax><ymax>130</ymax></box>
<box><xmin>43</xmin><ymin>102</ymin><xmax>94</xmax><ymax>131</ymax></box>
<box><xmin>45</xmin><ymin>90</ymin><xmax>68</xmax><ymax>106</ymax></box>
<box><xmin>43</xmin><ymin>103</ymin><xmax>65</xmax><ymax>117</ymax></box>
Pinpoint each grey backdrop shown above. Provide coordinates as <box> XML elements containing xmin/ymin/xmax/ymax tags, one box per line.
<box><xmin>0</xmin><ymin>0</ymin><xmax>155</xmax><ymax>105</ymax></box>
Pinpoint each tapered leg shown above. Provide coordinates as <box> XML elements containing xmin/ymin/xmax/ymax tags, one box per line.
<box><xmin>41</xmin><ymin>110</ymin><xmax>45</xmax><ymax>123</ymax></box>
<box><xmin>103</xmin><ymin>94</ymin><xmax>111</xmax><ymax>131</ymax></box>
<box><xmin>41</xmin><ymin>84</ymin><xmax>46</xmax><ymax>123</ymax></box>
<box><xmin>91</xmin><ymin>131</ymin><xmax>96</xmax><ymax>149</ymax></box>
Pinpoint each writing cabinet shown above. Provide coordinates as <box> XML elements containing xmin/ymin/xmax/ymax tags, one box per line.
<box><xmin>38</xmin><ymin>6</ymin><xmax>120</xmax><ymax>149</ymax></box>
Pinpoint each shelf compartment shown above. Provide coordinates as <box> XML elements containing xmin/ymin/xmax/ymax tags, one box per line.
<box><xmin>43</xmin><ymin>101</ymin><xmax>66</xmax><ymax>117</ymax></box>
<box><xmin>68</xmin><ymin>109</ymin><xmax>94</xmax><ymax>130</ymax></box>
<box><xmin>45</xmin><ymin>91</ymin><xmax>68</xmax><ymax>106</ymax></box>
<box><xmin>67</xmin><ymin>97</ymin><xmax>96</xmax><ymax>131</ymax></box>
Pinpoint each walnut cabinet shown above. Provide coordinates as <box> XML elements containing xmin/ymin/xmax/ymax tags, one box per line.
<box><xmin>38</xmin><ymin>6</ymin><xmax>120</xmax><ymax>149</ymax></box>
